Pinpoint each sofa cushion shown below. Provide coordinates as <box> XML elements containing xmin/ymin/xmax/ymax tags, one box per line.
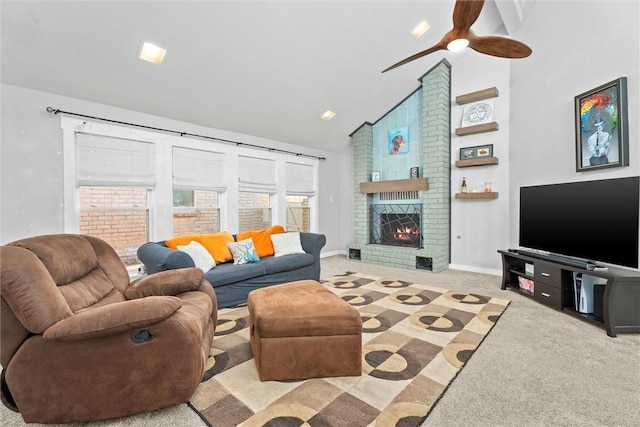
<box><xmin>271</xmin><ymin>232</ymin><xmax>305</xmax><ymax>257</ymax></box>
<box><xmin>237</xmin><ymin>225</ymin><xmax>285</xmax><ymax>257</ymax></box>
<box><xmin>258</xmin><ymin>253</ymin><xmax>315</xmax><ymax>275</ymax></box>
<box><xmin>204</xmin><ymin>262</ymin><xmax>267</xmax><ymax>287</ymax></box>
<box><xmin>166</xmin><ymin>231</ymin><xmax>234</xmax><ymax>264</ymax></box>
<box><xmin>227</xmin><ymin>238</ymin><xmax>260</xmax><ymax>265</ymax></box>
<box><xmin>177</xmin><ymin>241</ymin><xmax>216</xmax><ymax>272</ymax></box>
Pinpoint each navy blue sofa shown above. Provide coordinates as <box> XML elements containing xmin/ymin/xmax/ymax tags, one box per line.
<box><xmin>137</xmin><ymin>232</ymin><xmax>326</xmax><ymax>308</ymax></box>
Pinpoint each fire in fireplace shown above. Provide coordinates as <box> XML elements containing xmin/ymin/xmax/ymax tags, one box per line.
<box><xmin>369</xmin><ymin>203</ymin><xmax>423</xmax><ymax>249</ymax></box>
<box><xmin>381</xmin><ymin>213</ymin><xmax>421</xmax><ymax>247</ymax></box>
<box><xmin>393</xmin><ymin>226</ymin><xmax>420</xmax><ymax>242</ymax></box>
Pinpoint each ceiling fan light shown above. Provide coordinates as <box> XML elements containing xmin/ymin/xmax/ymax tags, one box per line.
<box><xmin>447</xmin><ymin>38</ymin><xmax>469</xmax><ymax>52</ymax></box>
<box><xmin>411</xmin><ymin>20</ymin><xmax>431</xmax><ymax>39</ymax></box>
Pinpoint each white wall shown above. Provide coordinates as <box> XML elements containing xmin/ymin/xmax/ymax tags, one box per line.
<box><xmin>449</xmin><ymin>53</ymin><xmax>512</xmax><ymax>274</ymax></box>
<box><xmin>449</xmin><ymin>0</ymin><xmax>639</xmax><ymax>273</ymax></box>
<box><xmin>509</xmin><ymin>0</ymin><xmax>640</xmax><ymax>263</ymax></box>
<box><xmin>0</xmin><ymin>84</ymin><xmax>346</xmax><ymax>254</ymax></box>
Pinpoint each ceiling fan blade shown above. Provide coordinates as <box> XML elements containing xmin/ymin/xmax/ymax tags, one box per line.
<box><xmin>452</xmin><ymin>0</ymin><xmax>485</xmax><ymax>29</ymax></box>
<box><xmin>382</xmin><ymin>43</ymin><xmax>445</xmax><ymax>73</ymax></box>
<box><xmin>468</xmin><ymin>36</ymin><xmax>532</xmax><ymax>58</ymax></box>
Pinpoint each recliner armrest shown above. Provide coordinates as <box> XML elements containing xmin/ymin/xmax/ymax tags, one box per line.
<box><xmin>125</xmin><ymin>268</ymin><xmax>203</xmax><ymax>299</ymax></box>
<box><xmin>43</xmin><ymin>296</ymin><xmax>182</xmax><ymax>342</ymax></box>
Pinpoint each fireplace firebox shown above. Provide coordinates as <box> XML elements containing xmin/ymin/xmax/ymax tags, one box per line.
<box><xmin>370</xmin><ymin>204</ymin><xmax>422</xmax><ymax>248</ymax></box>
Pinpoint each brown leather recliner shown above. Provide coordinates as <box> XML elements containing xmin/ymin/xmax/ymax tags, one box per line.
<box><xmin>0</xmin><ymin>234</ymin><xmax>218</xmax><ymax>424</ymax></box>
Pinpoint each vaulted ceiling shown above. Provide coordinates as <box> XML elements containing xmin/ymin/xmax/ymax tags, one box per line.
<box><xmin>1</xmin><ymin>0</ymin><xmax>524</xmax><ymax>153</ymax></box>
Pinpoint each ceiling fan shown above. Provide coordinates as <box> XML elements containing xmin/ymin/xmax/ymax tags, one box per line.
<box><xmin>382</xmin><ymin>0</ymin><xmax>532</xmax><ymax>73</ymax></box>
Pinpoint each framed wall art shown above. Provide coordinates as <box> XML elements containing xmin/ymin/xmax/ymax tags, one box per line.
<box><xmin>575</xmin><ymin>77</ymin><xmax>629</xmax><ymax>172</ymax></box>
<box><xmin>459</xmin><ymin>144</ymin><xmax>493</xmax><ymax>160</ymax></box>
<box><xmin>388</xmin><ymin>127</ymin><xmax>408</xmax><ymax>155</ymax></box>
<box><xmin>461</xmin><ymin>99</ymin><xmax>494</xmax><ymax>127</ymax></box>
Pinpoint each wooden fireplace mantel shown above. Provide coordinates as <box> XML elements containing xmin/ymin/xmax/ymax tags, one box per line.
<box><xmin>360</xmin><ymin>178</ymin><xmax>428</xmax><ymax>194</ymax></box>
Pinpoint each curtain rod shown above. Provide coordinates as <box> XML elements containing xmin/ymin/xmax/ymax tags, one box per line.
<box><xmin>46</xmin><ymin>107</ymin><xmax>326</xmax><ymax>161</ymax></box>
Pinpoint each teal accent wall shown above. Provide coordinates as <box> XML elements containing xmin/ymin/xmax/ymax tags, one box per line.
<box><xmin>372</xmin><ymin>89</ymin><xmax>423</xmax><ymax>182</ymax></box>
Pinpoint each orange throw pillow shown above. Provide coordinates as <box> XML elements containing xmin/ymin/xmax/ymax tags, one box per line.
<box><xmin>237</xmin><ymin>225</ymin><xmax>285</xmax><ymax>258</ymax></box>
<box><xmin>166</xmin><ymin>231</ymin><xmax>235</xmax><ymax>264</ymax></box>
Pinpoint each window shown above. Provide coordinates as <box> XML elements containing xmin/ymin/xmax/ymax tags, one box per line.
<box><xmin>79</xmin><ymin>186</ymin><xmax>149</xmax><ymax>266</ymax></box>
<box><xmin>286</xmin><ymin>195</ymin><xmax>309</xmax><ymax>232</ymax></box>
<box><xmin>172</xmin><ymin>147</ymin><xmax>226</xmax><ymax>235</ymax></box>
<box><xmin>239</xmin><ymin>192</ymin><xmax>271</xmax><ymax>232</ymax></box>
<box><xmin>237</xmin><ymin>156</ymin><xmax>276</xmax><ymax>232</ymax></box>
<box><xmin>173</xmin><ymin>189</ymin><xmax>220</xmax><ymax>235</ymax></box>
<box><xmin>62</xmin><ymin>118</ymin><xmax>320</xmax><ymax>263</ymax></box>
<box><xmin>285</xmin><ymin>161</ymin><xmax>315</xmax><ymax>232</ymax></box>
<box><xmin>72</xmin><ymin>132</ymin><xmax>156</xmax><ymax>268</ymax></box>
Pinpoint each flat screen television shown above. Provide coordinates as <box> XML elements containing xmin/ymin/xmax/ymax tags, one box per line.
<box><xmin>519</xmin><ymin>176</ymin><xmax>639</xmax><ymax>269</ymax></box>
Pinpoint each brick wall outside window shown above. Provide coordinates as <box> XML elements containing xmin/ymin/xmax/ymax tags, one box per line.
<box><xmin>239</xmin><ymin>192</ymin><xmax>271</xmax><ymax>232</ymax></box>
<box><xmin>173</xmin><ymin>190</ymin><xmax>220</xmax><ymax>235</ymax></box>
<box><xmin>79</xmin><ymin>187</ymin><xmax>148</xmax><ymax>265</ymax></box>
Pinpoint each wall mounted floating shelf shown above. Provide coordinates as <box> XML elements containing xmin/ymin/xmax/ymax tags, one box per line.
<box><xmin>455</xmin><ymin>122</ymin><xmax>499</xmax><ymax>136</ymax></box>
<box><xmin>455</xmin><ymin>157</ymin><xmax>499</xmax><ymax>168</ymax></box>
<box><xmin>455</xmin><ymin>192</ymin><xmax>499</xmax><ymax>200</ymax></box>
<box><xmin>455</xmin><ymin>87</ymin><xmax>499</xmax><ymax>105</ymax></box>
<box><xmin>360</xmin><ymin>178</ymin><xmax>428</xmax><ymax>194</ymax></box>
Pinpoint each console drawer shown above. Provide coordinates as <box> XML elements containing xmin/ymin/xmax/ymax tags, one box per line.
<box><xmin>534</xmin><ymin>281</ymin><xmax>561</xmax><ymax>309</ymax></box>
<box><xmin>534</xmin><ymin>261</ymin><xmax>561</xmax><ymax>287</ymax></box>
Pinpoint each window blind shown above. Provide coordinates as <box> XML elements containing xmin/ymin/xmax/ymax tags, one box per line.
<box><xmin>173</xmin><ymin>147</ymin><xmax>227</xmax><ymax>192</ymax></box>
<box><xmin>285</xmin><ymin>162</ymin><xmax>315</xmax><ymax>195</ymax></box>
<box><xmin>238</xmin><ymin>156</ymin><xmax>277</xmax><ymax>193</ymax></box>
<box><xmin>75</xmin><ymin>133</ymin><xmax>155</xmax><ymax>187</ymax></box>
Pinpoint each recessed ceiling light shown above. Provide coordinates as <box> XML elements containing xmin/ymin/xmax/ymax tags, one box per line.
<box><xmin>411</xmin><ymin>19</ymin><xmax>431</xmax><ymax>39</ymax></box>
<box><xmin>139</xmin><ymin>42</ymin><xmax>167</xmax><ymax>65</ymax></box>
<box><xmin>320</xmin><ymin>110</ymin><xmax>336</xmax><ymax>121</ymax></box>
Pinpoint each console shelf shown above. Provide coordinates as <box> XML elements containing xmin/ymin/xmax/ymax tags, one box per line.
<box><xmin>498</xmin><ymin>249</ymin><xmax>640</xmax><ymax>337</ymax></box>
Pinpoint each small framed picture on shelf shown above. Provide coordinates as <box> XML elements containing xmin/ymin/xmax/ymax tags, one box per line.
<box><xmin>371</xmin><ymin>171</ymin><xmax>380</xmax><ymax>182</ymax></box>
<box><xmin>410</xmin><ymin>167</ymin><xmax>419</xmax><ymax>178</ymax></box>
<box><xmin>459</xmin><ymin>144</ymin><xmax>493</xmax><ymax>160</ymax></box>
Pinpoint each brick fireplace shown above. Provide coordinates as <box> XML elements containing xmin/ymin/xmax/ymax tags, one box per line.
<box><xmin>348</xmin><ymin>60</ymin><xmax>450</xmax><ymax>273</ymax></box>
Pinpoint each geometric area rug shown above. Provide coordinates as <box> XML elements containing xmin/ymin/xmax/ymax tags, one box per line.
<box><xmin>189</xmin><ymin>272</ymin><xmax>510</xmax><ymax>426</ymax></box>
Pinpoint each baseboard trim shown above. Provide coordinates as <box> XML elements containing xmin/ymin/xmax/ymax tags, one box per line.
<box><xmin>321</xmin><ymin>249</ymin><xmax>347</xmax><ymax>258</ymax></box>
<box><xmin>448</xmin><ymin>263</ymin><xmax>501</xmax><ymax>277</ymax></box>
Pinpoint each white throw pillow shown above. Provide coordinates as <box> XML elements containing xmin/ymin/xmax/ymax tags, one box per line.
<box><xmin>177</xmin><ymin>240</ymin><xmax>216</xmax><ymax>273</ymax></box>
<box><xmin>270</xmin><ymin>232</ymin><xmax>305</xmax><ymax>257</ymax></box>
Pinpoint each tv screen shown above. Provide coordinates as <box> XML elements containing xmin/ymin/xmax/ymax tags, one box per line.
<box><xmin>519</xmin><ymin>176</ymin><xmax>639</xmax><ymax>269</ymax></box>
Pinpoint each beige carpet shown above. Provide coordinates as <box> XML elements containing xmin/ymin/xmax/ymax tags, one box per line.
<box><xmin>188</xmin><ymin>272</ymin><xmax>509</xmax><ymax>426</ymax></box>
<box><xmin>2</xmin><ymin>256</ymin><xmax>639</xmax><ymax>427</ymax></box>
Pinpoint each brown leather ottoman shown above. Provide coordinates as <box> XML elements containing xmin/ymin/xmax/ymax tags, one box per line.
<box><xmin>248</xmin><ymin>280</ymin><xmax>362</xmax><ymax>381</ymax></box>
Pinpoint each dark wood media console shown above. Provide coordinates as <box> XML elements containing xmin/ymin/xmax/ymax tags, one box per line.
<box><xmin>498</xmin><ymin>250</ymin><xmax>640</xmax><ymax>337</ymax></box>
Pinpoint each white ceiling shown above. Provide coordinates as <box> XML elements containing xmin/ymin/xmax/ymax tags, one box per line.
<box><xmin>1</xmin><ymin>0</ymin><xmax>519</xmax><ymax>153</ymax></box>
